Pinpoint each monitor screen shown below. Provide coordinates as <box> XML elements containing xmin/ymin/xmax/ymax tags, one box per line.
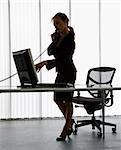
<box><xmin>13</xmin><ymin>49</ymin><xmax>38</xmax><ymax>87</ymax></box>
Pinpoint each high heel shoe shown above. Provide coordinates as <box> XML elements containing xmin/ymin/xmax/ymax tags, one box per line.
<box><xmin>56</xmin><ymin>119</ymin><xmax>75</xmax><ymax>141</ymax></box>
<box><xmin>56</xmin><ymin>128</ymin><xmax>73</xmax><ymax>141</ymax></box>
<box><xmin>56</xmin><ymin>135</ymin><xmax>66</xmax><ymax>141</ymax></box>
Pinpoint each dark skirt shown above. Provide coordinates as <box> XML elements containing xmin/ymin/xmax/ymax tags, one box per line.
<box><xmin>54</xmin><ymin>71</ymin><xmax>76</xmax><ymax>101</ymax></box>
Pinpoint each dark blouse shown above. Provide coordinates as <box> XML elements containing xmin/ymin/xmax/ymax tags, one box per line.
<box><xmin>46</xmin><ymin>27</ymin><xmax>77</xmax><ymax>74</ymax></box>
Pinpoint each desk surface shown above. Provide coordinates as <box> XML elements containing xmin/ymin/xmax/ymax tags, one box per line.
<box><xmin>0</xmin><ymin>84</ymin><xmax>121</xmax><ymax>93</ymax></box>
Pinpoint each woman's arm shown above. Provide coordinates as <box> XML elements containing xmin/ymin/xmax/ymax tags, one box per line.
<box><xmin>35</xmin><ymin>60</ymin><xmax>48</xmax><ymax>72</ymax></box>
<box><xmin>47</xmin><ymin>31</ymin><xmax>60</xmax><ymax>56</ymax></box>
<box><xmin>35</xmin><ymin>59</ymin><xmax>56</xmax><ymax>72</ymax></box>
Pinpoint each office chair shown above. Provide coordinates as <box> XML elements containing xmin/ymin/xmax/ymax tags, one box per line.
<box><xmin>73</xmin><ymin>67</ymin><xmax>116</xmax><ymax>137</ymax></box>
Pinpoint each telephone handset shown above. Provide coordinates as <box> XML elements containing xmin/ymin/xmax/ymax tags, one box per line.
<box><xmin>51</xmin><ymin>30</ymin><xmax>60</xmax><ymax>42</ymax></box>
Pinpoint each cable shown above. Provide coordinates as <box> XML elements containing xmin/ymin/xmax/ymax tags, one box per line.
<box><xmin>0</xmin><ymin>48</ymin><xmax>47</xmax><ymax>83</ymax></box>
<box><xmin>33</xmin><ymin>48</ymin><xmax>47</xmax><ymax>62</ymax></box>
<box><xmin>0</xmin><ymin>73</ymin><xmax>17</xmax><ymax>83</ymax></box>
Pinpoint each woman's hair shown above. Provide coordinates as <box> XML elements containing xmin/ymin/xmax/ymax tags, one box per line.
<box><xmin>52</xmin><ymin>12</ymin><xmax>69</xmax><ymax>25</ymax></box>
<box><xmin>52</xmin><ymin>12</ymin><xmax>74</xmax><ymax>35</ymax></box>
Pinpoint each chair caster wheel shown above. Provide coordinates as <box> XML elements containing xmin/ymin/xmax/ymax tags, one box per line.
<box><xmin>97</xmin><ymin>132</ymin><xmax>102</xmax><ymax>138</ymax></box>
<box><xmin>112</xmin><ymin>127</ymin><xmax>116</xmax><ymax>133</ymax></box>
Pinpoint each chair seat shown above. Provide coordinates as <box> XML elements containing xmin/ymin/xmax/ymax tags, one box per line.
<box><xmin>73</xmin><ymin>96</ymin><xmax>103</xmax><ymax>114</ymax></box>
<box><xmin>73</xmin><ymin>96</ymin><xmax>102</xmax><ymax>104</ymax></box>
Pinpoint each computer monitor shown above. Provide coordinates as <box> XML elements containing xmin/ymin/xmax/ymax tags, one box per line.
<box><xmin>13</xmin><ymin>49</ymin><xmax>38</xmax><ymax>87</ymax></box>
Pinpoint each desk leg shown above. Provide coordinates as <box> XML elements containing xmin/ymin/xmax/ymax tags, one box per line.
<box><xmin>102</xmin><ymin>90</ymin><xmax>105</xmax><ymax>139</ymax></box>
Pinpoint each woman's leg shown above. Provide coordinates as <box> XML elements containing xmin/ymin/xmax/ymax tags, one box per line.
<box><xmin>60</xmin><ymin>101</ymin><xmax>73</xmax><ymax>136</ymax></box>
<box><xmin>55</xmin><ymin>100</ymin><xmax>66</xmax><ymax>119</ymax></box>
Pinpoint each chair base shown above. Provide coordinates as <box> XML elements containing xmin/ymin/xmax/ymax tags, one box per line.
<box><xmin>73</xmin><ymin>116</ymin><xmax>116</xmax><ymax>137</ymax></box>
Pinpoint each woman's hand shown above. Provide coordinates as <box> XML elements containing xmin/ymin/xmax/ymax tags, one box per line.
<box><xmin>35</xmin><ymin>61</ymin><xmax>48</xmax><ymax>72</ymax></box>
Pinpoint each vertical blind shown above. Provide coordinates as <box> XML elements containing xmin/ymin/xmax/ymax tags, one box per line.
<box><xmin>0</xmin><ymin>0</ymin><xmax>120</xmax><ymax>119</ymax></box>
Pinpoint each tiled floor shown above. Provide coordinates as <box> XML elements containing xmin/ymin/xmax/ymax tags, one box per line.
<box><xmin>0</xmin><ymin>116</ymin><xmax>121</xmax><ymax>150</ymax></box>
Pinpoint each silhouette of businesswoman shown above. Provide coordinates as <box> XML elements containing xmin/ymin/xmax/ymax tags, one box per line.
<box><xmin>35</xmin><ymin>12</ymin><xmax>77</xmax><ymax>141</ymax></box>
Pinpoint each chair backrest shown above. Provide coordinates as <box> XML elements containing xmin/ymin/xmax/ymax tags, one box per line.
<box><xmin>86</xmin><ymin>67</ymin><xmax>116</xmax><ymax>98</ymax></box>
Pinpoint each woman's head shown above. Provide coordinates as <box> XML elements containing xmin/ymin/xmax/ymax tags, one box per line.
<box><xmin>52</xmin><ymin>12</ymin><xmax>69</xmax><ymax>33</ymax></box>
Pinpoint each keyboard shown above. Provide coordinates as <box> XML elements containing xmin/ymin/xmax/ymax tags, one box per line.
<box><xmin>18</xmin><ymin>83</ymin><xmax>73</xmax><ymax>88</ymax></box>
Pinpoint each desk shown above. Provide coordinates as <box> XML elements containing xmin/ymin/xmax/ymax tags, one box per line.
<box><xmin>0</xmin><ymin>85</ymin><xmax>121</xmax><ymax>139</ymax></box>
